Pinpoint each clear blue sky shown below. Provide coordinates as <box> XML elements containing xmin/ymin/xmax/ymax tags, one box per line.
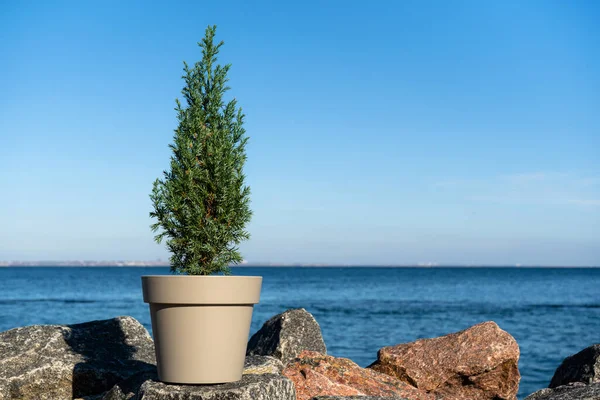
<box><xmin>1</xmin><ymin>0</ymin><xmax>598</xmax><ymax>266</ymax></box>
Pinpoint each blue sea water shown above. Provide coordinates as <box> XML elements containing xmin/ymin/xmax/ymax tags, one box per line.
<box><xmin>0</xmin><ymin>267</ymin><xmax>599</xmax><ymax>399</ymax></box>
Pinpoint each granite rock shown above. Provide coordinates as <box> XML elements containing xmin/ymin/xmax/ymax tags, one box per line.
<box><xmin>94</xmin><ymin>356</ymin><xmax>284</xmax><ymax>400</ymax></box>
<box><xmin>0</xmin><ymin>316</ymin><xmax>156</xmax><ymax>400</ymax></box>
<box><xmin>243</xmin><ymin>355</ymin><xmax>285</xmax><ymax>375</ymax></box>
<box><xmin>525</xmin><ymin>382</ymin><xmax>600</xmax><ymax>400</ymax></box>
<box><xmin>247</xmin><ymin>308</ymin><xmax>327</xmax><ymax>364</ymax></box>
<box><xmin>137</xmin><ymin>373</ymin><xmax>296</xmax><ymax>400</ymax></box>
<box><xmin>550</xmin><ymin>344</ymin><xmax>600</xmax><ymax>387</ymax></box>
<box><xmin>283</xmin><ymin>350</ymin><xmax>434</xmax><ymax>400</ymax></box>
<box><xmin>369</xmin><ymin>321</ymin><xmax>520</xmax><ymax>400</ymax></box>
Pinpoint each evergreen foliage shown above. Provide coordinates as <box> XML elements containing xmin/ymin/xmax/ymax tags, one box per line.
<box><xmin>150</xmin><ymin>25</ymin><xmax>251</xmax><ymax>275</ymax></box>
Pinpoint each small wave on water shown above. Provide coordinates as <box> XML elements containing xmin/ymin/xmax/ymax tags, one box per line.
<box><xmin>529</xmin><ymin>303</ymin><xmax>600</xmax><ymax>309</ymax></box>
<box><xmin>309</xmin><ymin>301</ymin><xmax>600</xmax><ymax>318</ymax></box>
<box><xmin>0</xmin><ymin>298</ymin><xmax>99</xmax><ymax>305</ymax></box>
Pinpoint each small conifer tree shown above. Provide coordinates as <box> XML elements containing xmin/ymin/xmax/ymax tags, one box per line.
<box><xmin>150</xmin><ymin>26</ymin><xmax>251</xmax><ymax>275</ymax></box>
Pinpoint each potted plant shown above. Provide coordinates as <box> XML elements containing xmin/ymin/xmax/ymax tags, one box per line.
<box><xmin>142</xmin><ymin>25</ymin><xmax>261</xmax><ymax>384</ymax></box>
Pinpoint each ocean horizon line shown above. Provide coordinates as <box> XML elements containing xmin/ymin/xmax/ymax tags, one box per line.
<box><xmin>0</xmin><ymin>262</ymin><xmax>598</xmax><ymax>268</ymax></box>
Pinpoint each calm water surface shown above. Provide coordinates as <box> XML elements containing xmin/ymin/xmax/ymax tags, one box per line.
<box><xmin>1</xmin><ymin>266</ymin><xmax>599</xmax><ymax>399</ymax></box>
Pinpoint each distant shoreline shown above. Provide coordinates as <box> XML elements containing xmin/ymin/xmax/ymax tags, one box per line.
<box><xmin>0</xmin><ymin>263</ymin><xmax>598</xmax><ymax>268</ymax></box>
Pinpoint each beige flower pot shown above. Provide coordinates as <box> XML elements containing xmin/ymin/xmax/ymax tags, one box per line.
<box><xmin>141</xmin><ymin>275</ymin><xmax>262</xmax><ymax>384</ymax></box>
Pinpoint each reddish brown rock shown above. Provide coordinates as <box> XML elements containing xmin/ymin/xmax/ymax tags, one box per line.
<box><xmin>368</xmin><ymin>321</ymin><xmax>520</xmax><ymax>400</ymax></box>
<box><xmin>283</xmin><ymin>350</ymin><xmax>434</xmax><ymax>400</ymax></box>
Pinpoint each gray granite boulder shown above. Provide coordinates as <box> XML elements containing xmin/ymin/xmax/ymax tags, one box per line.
<box><xmin>550</xmin><ymin>344</ymin><xmax>600</xmax><ymax>387</ymax></box>
<box><xmin>525</xmin><ymin>382</ymin><xmax>600</xmax><ymax>400</ymax></box>
<box><xmin>137</xmin><ymin>373</ymin><xmax>296</xmax><ymax>399</ymax></box>
<box><xmin>0</xmin><ymin>316</ymin><xmax>155</xmax><ymax>400</ymax></box>
<box><xmin>243</xmin><ymin>355</ymin><xmax>285</xmax><ymax>375</ymax></box>
<box><xmin>95</xmin><ymin>356</ymin><xmax>285</xmax><ymax>400</ymax></box>
<box><xmin>247</xmin><ymin>308</ymin><xmax>326</xmax><ymax>364</ymax></box>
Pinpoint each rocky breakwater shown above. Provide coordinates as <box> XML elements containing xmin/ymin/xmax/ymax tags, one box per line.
<box><xmin>0</xmin><ymin>316</ymin><xmax>294</xmax><ymax>400</ymax></box>
<box><xmin>525</xmin><ymin>344</ymin><xmax>600</xmax><ymax>400</ymax></box>
<box><xmin>248</xmin><ymin>309</ymin><xmax>520</xmax><ymax>400</ymax></box>
<box><xmin>0</xmin><ymin>308</ymin><xmax>522</xmax><ymax>400</ymax></box>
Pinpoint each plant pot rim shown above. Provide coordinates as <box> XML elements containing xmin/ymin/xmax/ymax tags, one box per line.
<box><xmin>142</xmin><ymin>275</ymin><xmax>262</xmax><ymax>305</ymax></box>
